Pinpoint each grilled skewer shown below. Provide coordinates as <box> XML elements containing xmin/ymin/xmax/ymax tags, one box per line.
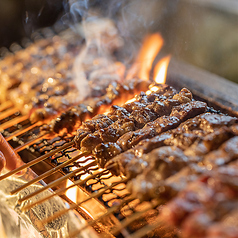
<box><xmin>74</xmin><ymin>88</ymin><xmax>194</xmax><ymax>156</ymax></box>
<box><xmin>73</xmin><ymin>84</ymin><xmax>177</xmax><ymax>149</ymax></box>
<box><xmin>110</xmin><ymin>142</ymin><xmax>238</xmax><ymax>237</ymax></box>
<box><xmin>43</xmin><ymin>78</ymin><xmax>152</xmax><ymax>134</ymax></box>
<box><xmin>0</xmin><ymin>85</ymin><xmax>173</xmax><ymax>179</ymax></box>
<box><xmin>106</xmin><ymin>115</ymin><xmax>238</xmax><ymax>178</ymax></box>
<box><xmin>126</xmin><ymin>134</ymin><xmax>238</xmax><ymax>200</ymax></box>
<box><xmin>159</xmin><ymin>165</ymin><xmax>238</xmax><ymax>238</ymax></box>
<box><xmin>93</xmin><ymin>100</ymin><xmax>207</xmax><ymax>167</ymax></box>
<box><xmin>0</xmin><ymin>141</ymin><xmax>74</xmax><ymax>180</ymax></box>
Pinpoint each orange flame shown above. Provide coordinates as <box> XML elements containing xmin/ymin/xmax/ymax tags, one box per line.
<box><xmin>153</xmin><ymin>55</ymin><xmax>171</xmax><ymax>84</ymax></box>
<box><xmin>137</xmin><ymin>33</ymin><xmax>164</xmax><ymax>80</ymax></box>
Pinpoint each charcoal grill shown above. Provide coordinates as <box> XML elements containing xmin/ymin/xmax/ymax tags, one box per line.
<box><xmin>0</xmin><ymin>25</ymin><xmax>238</xmax><ymax>238</ymax></box>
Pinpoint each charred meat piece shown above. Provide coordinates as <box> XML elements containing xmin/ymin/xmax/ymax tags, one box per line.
<box><xmin>95</xmin><ymin>100</ymin><xmax>206</xmax><ymax>168</ymax></box>
<box><xmin>161</xmin><ymin>166</ymin><xmax>238</xmax><ymax>238</ymax></box>
<box><xmin>202</xmin><ymin>136</ymin><xmax>238</xmax><ymax>168</ymax></box>
<box><xmin>127</xmin><ymin>131</ymin><xmax>238</xmax><ymax>202</ymax></box>
<box><xmin>106</xmin><ymin>114</ymin><xmax>238</xmax><ymax>178</ymax></box>
<box><xmin>45</xmin><ymin>79</ymin><xmax>151</xmax><ymax>133</ymax></box>
<box><xmin>74</xmin><ymin>86</ymin><xmax>183</xmax><ymax>150</ymax></box>
<box><xmin>82</xmin><ymin>88</ymin><xmax>193</xmax><ymax>153</ymax></box>
<box><xmin>44</xmin><ymin>81</ymin><xmax>174</xmax><ymax>133</ymax></box>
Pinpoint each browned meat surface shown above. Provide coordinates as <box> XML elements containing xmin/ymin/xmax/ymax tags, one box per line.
<box><xmin>45</xmin><ymin>81</ymin><xmax>172</xmax><ymax>133</ymax></box>
<box><xmin>106</xmin><ymin>114</ymin><xmax>237</xmax><ymax>178</ymax></box>
<box><xmin>91</xmin><ymin>89</ymin><xmax>199</xmax><ymax>165</ymax></box>
<box><xmin>160</xmin><ymin>166</ymin><xmax>238</xmax><ymax>238</ymax></box>
<box><xmin>74</xmin><ymin>86</ymin><xmax>184</xmax><ymax>150</ymax></box>
<box><xmin>203</xmin><ymin>136</ymin><xmax>238</xmax><ymax>168</ymax></box>
<box><xmin>0</xmin><ymin>33</ymin><xmax>82</xmax><ymax>112</ymax></box>
<box><xmin>126</xmin><ymin>126</ymin><xmax>238</xmax><ymax>201</ymax></box>
<box><xmin>96</xmin><ymin>100</ymin><xmax>206</xmax><ymax>169</ymax></box>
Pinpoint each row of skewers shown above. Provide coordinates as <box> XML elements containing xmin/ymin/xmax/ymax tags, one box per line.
<box><xmin>0</xmin><ymin>22</ymin><xmax>237</xmax><ymax>238</ymax></box>
<box><xmin>1</xmin><ymin>79</ymin><xmax>237</xmax><ymax>238</ymax></box>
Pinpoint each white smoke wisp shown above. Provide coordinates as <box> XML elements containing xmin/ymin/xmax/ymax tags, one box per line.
<box><xmin>71</xmin><ymin>13</ymin><xmax>124</xmax><ymax>100</ymax></box>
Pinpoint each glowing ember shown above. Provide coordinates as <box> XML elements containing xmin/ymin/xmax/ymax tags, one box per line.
<box><xmin>66</xmin><ymin>179</ymin><xmax>78</xmax><ymax>203</ymax></box>
<box><xmin>137</xmin><ymin>33</ymin><xmax>164</xmax><ymax>80</ymax></box>
<box><xmin>154</xmin><ymin>55</ymin><xmax>171</xmax><ymax>84</ymax></box>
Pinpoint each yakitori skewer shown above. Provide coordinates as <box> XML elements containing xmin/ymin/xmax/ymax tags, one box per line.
<box><xmin>6</xmin><ymin>121</ymin><xmax>43</xmax><ymax>141</ymax></box>
<box><xmin>10</xmin><ymin>151</ymin><xmax>90</xmax><ymax>195</ymax></box>
<box><xmin>0</xmin><ymin>107</ymin><xmax>19</xmax><ymax>120</ymax></box>
<box><xmin>0</xmin><ymin>141</ymin><xmax>74</xmax><ymax>181</ymax></box>
<box><xmin>0</xmin><ymin>115</ymin><xmax>29</xmax><ymax>131</ymax></box>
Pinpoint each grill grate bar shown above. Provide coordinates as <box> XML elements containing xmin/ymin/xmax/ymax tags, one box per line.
<box><xmin>111</xmin><ymin>199</ymin><xmax>162</xmax><ymax>237</ymax></box>
<box><xmin>42</xmin><ymin>177</ymin><xmax>129</xmax><ymax>225</ymax></box>
<box><xmin>0</xmin><ymin>107</ymin><xmax>19</xmax><ymax>120</ymax></box>
<box><xmin>14</xmin><ymin>132</ymin><xmax>49</xmax><ymax>153</ymax></box>
<box><xmin>0</xmin><ymin>140</ymin><xmax>74</xmax><ymax>180</ymax></box>
<box><xmin>0</xmin><ymin>114</ymin><xmax>29</xmax><ymax>131</ymax></box>
<box><xmin>67</xmin><ymin>196</ymin><xmax>136</xmax><ymax>238</ymax></box>
<box><xmin>6</xmin><ymin>121</ymin><xmax>42</xmax><ymax>141</ymax></box>
<box><xmin>20</xmin><ymin>160</ymin><xmax>98</xmax><ymax>205</ymax></box>
<box><xmin>10</xmin><ymin>151</ymin><xmax>89</xmax><ymax>194</ymax></box>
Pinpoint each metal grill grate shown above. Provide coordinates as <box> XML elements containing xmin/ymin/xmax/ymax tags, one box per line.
<box><xmin>0</xmin><ymin>106</ymin><xmax>169</xmax><ymax>238</ymax></box>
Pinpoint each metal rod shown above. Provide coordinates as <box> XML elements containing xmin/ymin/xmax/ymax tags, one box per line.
<box><xmin>6</xmin><ymin>121</ymin><xmax>42</xmax><ymax>141</ymax></box>
<box><xmin>0</xmin><ymin>115</ymin><xmax>29</xmax><ymax>131</ymax></box>
<box><xmin>0</xmin><ymin>107</ymin><xmax>19</xmax><ymax>120</ymax></box>
<box><xmin>0</xmin><ymin>101</ymin><xmax>13</xmax><ymax>112</ymax></box>
<box><xmin>10</xmin><ymin>151</ymin><xmax>90</xmax><ymax>195</ymax></box>
<box><xmin>14</xmin><ymin>133</ymin><xmax>50</xmax><ymax>153</ymax></box>
<box><xmin>67</xmin><ymin>196</ymin><xmax>136</xmax><ymax>238</ymax></box>
<box><xmin>41</xmin><ymin>178</ymin><xmax>129</xmax><ymax>225</ymax></box>
<box><xmin>20</xmin><ymin>161</ymin><xmax>99</xmax><ymax>206</ymax></box>
<box><xmin>0</xmin><ymin>141</ymin><xmax>74</xmax><ymax>181</ymax></box>
<box><xmin>111</xmin><ymin>199</ymin><xmax>162</xmax><ymax>236</ymax></box>
<box><xmin>23</xmin><ymin>164</ymin><xmax>115</xmax><ymax>210</ymax></box>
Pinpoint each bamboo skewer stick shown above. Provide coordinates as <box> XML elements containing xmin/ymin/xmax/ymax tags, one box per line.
<box><xmin>0</xmin><ymin>141</ymin><xmax>74</xmax><ymax>181</ymax></box>
<box><xmin>111</xmin><ymin>199</ymin><xmax>162</xmax><ymax>236</ymax></box>
<box><xmin>14</xmin><ymin>133</ymin><xmax>50</xmax><ymax>152</ymax></box>
<box><xmin>20</xmin><ymin>161</ymin><xmax>99</xmax><ymax>205</ymax></box>
<box><xmin>10</xmin><ymin>151</ymin><xmax>90</xmax><ymax>195</ymax></box>
<box><xmin>67</xmin><ymin>196</ymin><xmax>137</xmax><ymax>238</ymax></box>
<box><xmin>22</xmin><ymin>168</ymin><xmax>107</xmax><ymax>211</ymax></box>
<box><xmin>41</xmin><ymin>178</ymin><xmax>129</xmax><ymax>225</ymax></box>
<box><xmin>6</xmin><ymin>121</ymin><xmax>42</xmax><ymax>141</ymax></box>
<box><xmin>126</xmin><ymin>217</ymin><xmax>166</xmax><ymax>238</ymax></box>
<box><xmin>0</xmin><ymin>101</ymin><xmax>14</xmax><ymax>112</ymax></box>
<box><xmin>0</xmin><ymin>115</ymin><xmax>29</xmax><ymax>131</ymax></box>
<box><xmin>0</xmin><ymin>107</ymin><xmax>19</xmax><ymax>120</ymax></box>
